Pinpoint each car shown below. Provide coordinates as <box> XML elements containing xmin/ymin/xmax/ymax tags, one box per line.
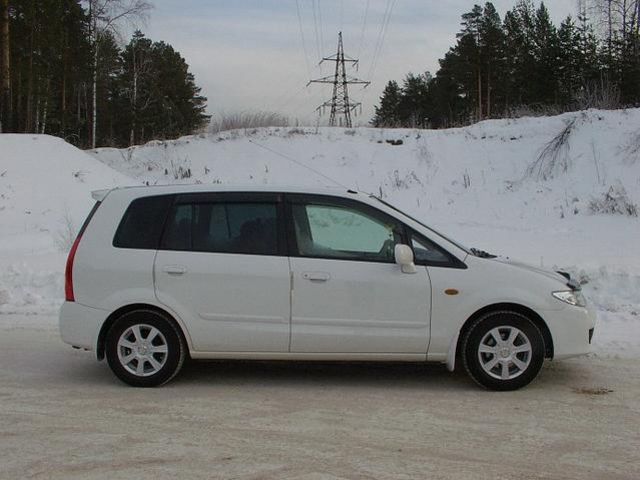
<box><xmin>59</xmin><ymin>185</ymin><xmax>596</xmax><ymax>390</ymax></box>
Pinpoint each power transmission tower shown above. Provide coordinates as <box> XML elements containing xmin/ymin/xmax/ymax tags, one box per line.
<box><xmin>308</xmin><ymin>32</ymin><xmax>370</xmax><ymax>128</ymax></box>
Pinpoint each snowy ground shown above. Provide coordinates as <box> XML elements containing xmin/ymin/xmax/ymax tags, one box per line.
<box><xmin>1</xmin><ymin>318</ymin><xmax>639</xmax><ymax>480</ymax></box>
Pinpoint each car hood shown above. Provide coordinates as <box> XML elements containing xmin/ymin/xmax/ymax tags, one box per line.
<box><xmin>489</xmin><ymin>256</ymin><xmax>571</xmax><ymax>286</ymax></box>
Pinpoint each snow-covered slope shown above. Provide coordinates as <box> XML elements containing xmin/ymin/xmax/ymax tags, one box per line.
<box><xmin>0</xmin><ymin>134</ymin><xmax>135</xmax><ymax>311</ymax></box>
<box><xmin>91</xmin><ymin>109</ymin><xmax>640</xmax><ymax>270</ymax></box>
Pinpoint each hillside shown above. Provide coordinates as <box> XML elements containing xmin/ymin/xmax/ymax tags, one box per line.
<box><xmin>91</xmin><ymin>109</ymin><xmax>640</xmax><ymax>269</ymax></box>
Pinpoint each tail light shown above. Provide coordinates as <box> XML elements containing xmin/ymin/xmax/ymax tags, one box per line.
<box><xmin>64</xmin><ymin>236</ymin><xmax>82</xmax><ymax>301</ymax></box>
<box><xmin>64</xmin><ymin>201</ymin><xmax>102</xmax><ymax>302</ymax></box>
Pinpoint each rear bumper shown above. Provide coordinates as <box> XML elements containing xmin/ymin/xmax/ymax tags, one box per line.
<box><xmin>547</xmin><ymin>303</ymin><xmax>597</xmax><ymax>360</ymax></box>
<box><xmin>59</xmin><ymin>301</ymin><xmax>107</xmax><ymax>351</ymax></box>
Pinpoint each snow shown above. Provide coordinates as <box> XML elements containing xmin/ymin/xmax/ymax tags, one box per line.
<box><xmin>0</xmin><ymin>134</ymin><xmax>135</xmax><ymax>313</ymax></box>
<box><xmin>1</xmin><ymin>109</ymin><xmax>639</xmax><ymax>357</ymax></box>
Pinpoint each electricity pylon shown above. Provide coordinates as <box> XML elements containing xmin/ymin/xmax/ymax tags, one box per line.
<box><xmin>308</xmin><ymin>32</ymin><xmax>370</xmax><ymax>128</ymax></box>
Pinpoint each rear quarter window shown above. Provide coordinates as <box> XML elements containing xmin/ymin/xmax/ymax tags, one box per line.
<box><xmin>113</xmin><ymin>195</ymin><xmax>174</xmax><ymax>249</ymax></box>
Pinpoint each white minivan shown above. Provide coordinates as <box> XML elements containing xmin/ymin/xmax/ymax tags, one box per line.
<box><xmin>59</xmin><ymin>185</ymin><xmax>596</xmax><ymax>390</ymax></box>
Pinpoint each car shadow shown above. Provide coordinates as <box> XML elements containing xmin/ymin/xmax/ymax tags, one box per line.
<box><xmin>174</xmin><ymin>359</ymin><xmax>473</xmax><ymax>391</ymax></box>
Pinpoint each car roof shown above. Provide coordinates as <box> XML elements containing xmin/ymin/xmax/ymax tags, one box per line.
<box><xmin>95</xmin><ymin>183</ymin><xmax>363</xmax><ymax>200</ymax></box>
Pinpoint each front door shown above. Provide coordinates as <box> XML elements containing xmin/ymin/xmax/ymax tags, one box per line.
<box><xmin>154</xmin><ymin>193</ymin><xmax>290</xmax><ymax>352</ymax></box>
<box><xmin>287</xmin><ymin>195</ymin><xmax>431</xmax><ymax>354</ymax></box>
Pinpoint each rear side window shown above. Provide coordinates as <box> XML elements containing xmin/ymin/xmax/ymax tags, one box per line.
<box><xmin>161</xmin><ymin>202</ymin><xmax>278</xmax><ymax>255</ymax></box>
<box><xmin>113</xmin><ymin>195</ymin><xmax>174</xmax><ymax>249</ymax></box>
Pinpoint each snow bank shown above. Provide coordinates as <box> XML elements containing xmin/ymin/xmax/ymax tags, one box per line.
<box><xmin>0</xmin><ymin>134</ymin><xmax>135</xmax><ymax>311</ymax></box>
<box><xmin>0</xmin><ymin>134</ymin><xmax>135</xmax><ymax>240</ymax></box>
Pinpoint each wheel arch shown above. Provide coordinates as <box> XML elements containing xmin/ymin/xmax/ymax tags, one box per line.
<box><xmin>96</xmin><ymin>303</ymin><xmax>190</xmax><ymax>361</ymax></box>
<box><xmin>450</xmin><ymin>303</ymin><xmax>554</xmax><ymax>371</ymax></box>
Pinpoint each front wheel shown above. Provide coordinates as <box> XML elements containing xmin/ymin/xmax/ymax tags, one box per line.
<box><xmin>462</xmin><ymin>311</ymin><xmax>545</xmax><ymax>391</ymax></box>
<box><xmin>106</xmin><ymin>310</ymin><xmax>186</xmax><ymax>387</ymax></box>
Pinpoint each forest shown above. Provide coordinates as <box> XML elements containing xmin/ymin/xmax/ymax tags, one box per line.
<box><xmin>373</xmin><ymin>0</ymin><xmax>640</xmax><ymax>128</ymax></box>
<box><xmin>0</xmin><ymin>0</ymin><xmax>209</xmax><ymax>148</ymax></box>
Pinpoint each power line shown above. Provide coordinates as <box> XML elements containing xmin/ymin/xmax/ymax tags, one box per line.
<box><xmin>295</xmin><ymin>0</ymin><xmax>313</xmax><ymax>80</ymax></box>
<box><xmin>365</xmin><ymin>0</ymin><xmax>392</xmax><ymax>79</ymax></box>
<box><xmin>311</xmin><ymin>0</ymin><xmax>323</xmax><ymax>64</ymax></box>
<box><xmin>356</xmin><ymin>0</ymin><xmax>370</xmax><ymax>61</ymax></box>
<box><xmin>248</xmin><ymin>138</ymin><xmax>351</xmax><ymax>189</ymax></box>
<box><xmin>317</xmin><ymin>0</ymin><xmax>325</xmax><ymax>63</ymax></box>
<box><xmin>367</xmin><ymin>0</ymin><xmax>396</xmax><ymax>82</ymax></box>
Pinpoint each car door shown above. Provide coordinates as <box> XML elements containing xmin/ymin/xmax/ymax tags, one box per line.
<box><xmin>154</xmin><ymin>192</ymin><xmax>291</xmax><ymax>353</ymax></box>
<box><xmin>287</xmin><ymin>194</ymin><xmax>432</xmax><ymax>354</ymax></box>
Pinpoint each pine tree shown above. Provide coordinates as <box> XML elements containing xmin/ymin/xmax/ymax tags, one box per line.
<box><xmin>398</xmin><ymin>73</ymin><xmax>431</xmax><ymax>127</ymax></box>
<box><xmin>531</xmin><ymin>2</ymin><xmax>560</xmax><ymax>105</ymax></box>
<box><xmin>479</xmin><ymin>3</ymin><xmax>505</xmax><ymax>117</ymax></box>
<box><xmin>372</xmin><ymin>80</ymin><xmax>402</xmax><ymax>127</ymax></box>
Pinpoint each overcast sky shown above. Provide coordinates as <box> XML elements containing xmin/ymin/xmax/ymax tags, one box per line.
<box><xmin>138</xmin><ymin>1</ymin><xmax>577</xmax><ymax>126</ymax></box>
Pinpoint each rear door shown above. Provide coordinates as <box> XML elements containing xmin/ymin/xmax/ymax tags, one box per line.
<box><xmin>154</xmin><ymin>192</ymin><xmax>291</xmax><ymax>352</ymax></box>
<box><xmin>286</xmin><ymin>194</ymin><xmax>432</xmax><ymax>354</ymax></box>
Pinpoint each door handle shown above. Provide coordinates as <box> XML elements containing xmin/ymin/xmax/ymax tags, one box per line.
<box><xmin>162</xmin><ymin>265</ymin><xmax>187</xmax><ymax>275</ymax></box>
<box><xmin>302</xmin><ymin>272</ymin><xmax>331</xmax><ymax>282</ymax></box>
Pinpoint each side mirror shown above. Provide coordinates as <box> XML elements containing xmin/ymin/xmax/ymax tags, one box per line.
<box><xmin>394</xmin><ymin>244</ymin><xmax>417</xmax><ymax>274</ymax></box>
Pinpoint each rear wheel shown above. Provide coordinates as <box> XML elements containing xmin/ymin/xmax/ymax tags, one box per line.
<box><xmin>106</xmin><ymin>310</ymin><xmax>186</xmax><ymax>387</ymax></box>
<box><xmin>462</xmin><ymin>311</ymin><xmax>545</xmax><ymax>391</ymax></box>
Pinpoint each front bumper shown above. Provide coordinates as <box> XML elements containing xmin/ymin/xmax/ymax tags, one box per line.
<box><xmin>546</xmin><ymin>303</ymin><xmax>597</xmax><ymax>360</ymax></box>
<box><xmin>59</xmin><ymin>301</ymin><xmax>107</xmax><ymax>352</ymax></box>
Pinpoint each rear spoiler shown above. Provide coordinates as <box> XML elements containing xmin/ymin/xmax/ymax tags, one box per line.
<box><xmin>91</xmin><ymin>189</ymin><xmax>111</xmax><ymax>202</ymax></box>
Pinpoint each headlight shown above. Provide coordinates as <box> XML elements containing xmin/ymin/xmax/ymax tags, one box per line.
<box><xmin>552</xmin><ymin>290</ymin><xmax>587</xmax><ymax>307</ymax></box>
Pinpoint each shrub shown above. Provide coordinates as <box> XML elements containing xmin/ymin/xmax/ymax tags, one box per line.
<box><xmin>589</xmin><ymin>185</ymin><xmax>638</xmax><ymax>217</ymax></box>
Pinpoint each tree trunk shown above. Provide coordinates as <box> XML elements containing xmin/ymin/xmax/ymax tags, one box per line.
<box><xmin>41</xmin><ymin>78</ymin><xmax>49</xmax><ymax>134</ymax></box>
<box><xmin>130</xmin><ymin>53</ymin><xmax>137</xmax><ymax>146</ymax></box>
<box><xmin>0</xmin><ymin>0</ymin><xmax>11</xmax><ymax>132</ymax></box>
<box><xmin>61</xmin><ymin>62</ymin><xmax>66</xmax><ymax>135</ymax></box>
<box><xmin>15</xmin><ymin>56</ymin><xmax>21</xmax><ymax>131</ymax></box>
<box><xmin>607</xmin><ymin>0</ymin><xmax>614</xmax><ymax>70</ymax></box>
<box><xmin>486</xmin><ymin>64</ymin><xmax>491</xmax><ymax>118</ymax></box>
<box><xmin>91</xmin><ymin>33</ymin><xmax>98</xmax><ymax>148</ymax></box>
<box><xmin>26</xmin><ymin>20</ymin><xmax>34</xmax><ymax>132</ymax></box>
<box><xmin>477</xmin><ymin>68</ymin><xmax>483</xmax><ymax>121</ymax></box>
<box><xmin>34</xmin><ymin>88</ymin><xmax>40</xmax><ymax>132</ymax></box>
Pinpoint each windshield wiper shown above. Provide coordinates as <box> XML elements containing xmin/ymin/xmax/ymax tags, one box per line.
<box><xmin>470</xmin><ymin>248</ymin><xmax>497</xmax><ymax>259</ymax></box>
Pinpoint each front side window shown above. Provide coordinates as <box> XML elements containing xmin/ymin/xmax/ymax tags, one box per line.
<box><xmin>292</xmin><ymin>202</ymin><xmax>401</xmax><ymax>262</ymax></box>
<box><xmin>161</xmin><ymin>202</ymin><xmax>278</xmax><ymax>255</ymax></box>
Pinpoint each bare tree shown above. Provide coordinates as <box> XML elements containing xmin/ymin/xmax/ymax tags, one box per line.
<box><xmin>127</xmin><ymin>32</ymin><xmax>153</xmax><ymax>146</ymax></box>
<box><xmin>85</xmin><ymin>0</ymin><xmax>151</xmax><ymax>148</ymax></box>
<box><xmin>0</xmin><ymin>0</ymin><xmax>10</xmax><ymax>132</ymax></box>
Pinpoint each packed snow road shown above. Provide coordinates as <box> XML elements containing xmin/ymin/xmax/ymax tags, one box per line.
<box><xmin>1</xmin><ymin>314</ymin><xmax>639</xmax><ymax>480</ymax></box>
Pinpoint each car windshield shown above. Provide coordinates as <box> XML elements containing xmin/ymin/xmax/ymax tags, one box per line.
<box><xmin>370</xmin><ymin>195</ymin><xmax>472</xmax><ymax>255</ymax></box>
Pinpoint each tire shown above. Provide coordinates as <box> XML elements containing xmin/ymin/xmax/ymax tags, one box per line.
<box><xmin>462</xmin><ymin>311</ymin><xmax>545</xmax><ymax>391</ymax></box>
<box><xmin>106</xmin><ymin>309</ymin><xmax>186</xmax><ymax>387</ymax></box>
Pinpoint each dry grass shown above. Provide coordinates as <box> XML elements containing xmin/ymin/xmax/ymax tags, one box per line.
<box><xmin>526</xmin><ymin>117</ymin><xmax>577</xmax><ymax>180</ymax></box>
<box><xmin>209</xmin><ymin>111</ymin><xmax>291</xmax><ymax>133</ymax></box>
